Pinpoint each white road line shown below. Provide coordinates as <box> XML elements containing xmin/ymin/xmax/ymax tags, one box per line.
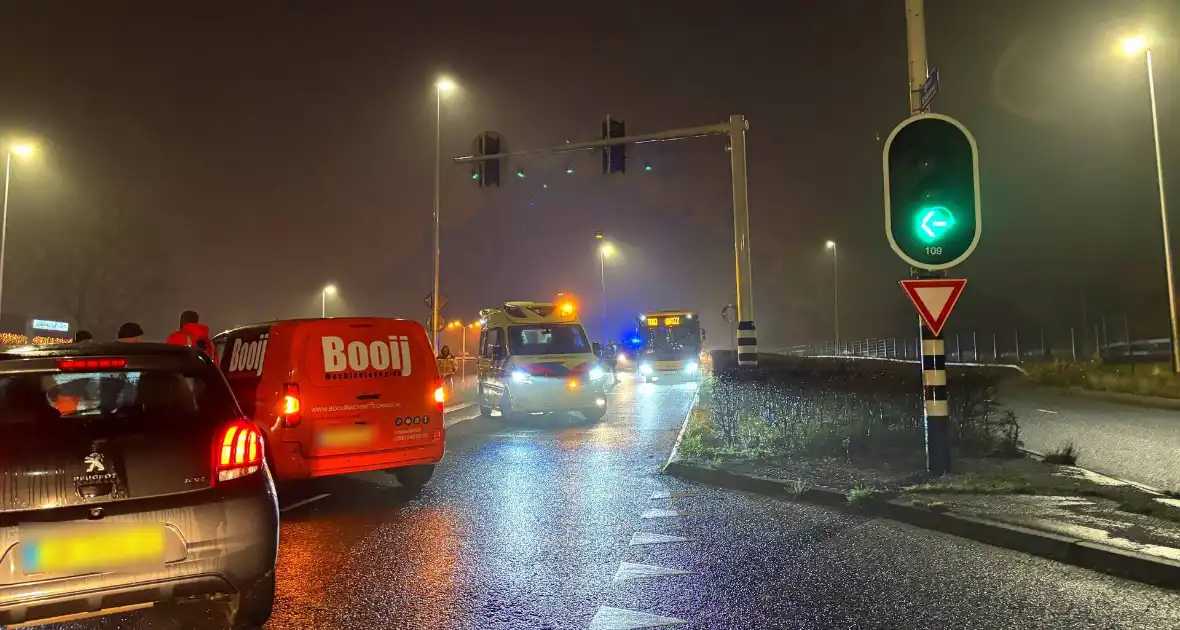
<box><xmin>613</xmin><ymin>562</ymin><xmax>691</xmax><ymax>582</ymax></box>
<box><xmin>280</xmin><ymin>493</ymin><xmax>331</xmax><ymax>513</ymax></box>
<box><xmin>641</xmin><ymin>508</ymin><xmax>686</xmax><ymax>519</ymax></box>
<box><xmin>650</xmin><ymin>491</ymin><xmax>694</xmax><ymax>500</ymax></box>
<box><xmin>587</xmin><ymin>606</ymin><xmax>686</xmax><ymax>630</ymax></box>
<box><xmin>630</xmin><ymin>532</ymin><xmax>694</xmax><ymax>546</ymax></box>
<box><xmin>1036</xmin><ymin>408</ymin><xmax>1059</xmax><ymax>414</ymax></box>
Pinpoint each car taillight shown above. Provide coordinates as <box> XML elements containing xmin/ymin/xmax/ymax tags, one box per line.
<box><xmin>57</xmin><ymin>358</ymin><xmax>128</xmax><ymax>370</ymax></box>
<box><xmin>434</xmin><ymin>379</ymin><xmax>445</xmax><ymax>412</ymax></box>
<box><xmin>214</xmin><ymin>419</ymin><xmax>263</xmax><ymax>484</ymax></box>
<box><xmin>281</xmin><ymin>382</ymin><xmax>301</xmax><ymax>428</ymax></box>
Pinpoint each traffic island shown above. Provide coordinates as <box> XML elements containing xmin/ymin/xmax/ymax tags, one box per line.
<box><xmin>665</xmin><ymin>353</ymin><xmax>1180</xmax><ymax>590</ymax></box>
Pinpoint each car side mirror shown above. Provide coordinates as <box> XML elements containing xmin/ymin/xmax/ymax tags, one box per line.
<box><xmin>492</xmin><ymin>346</ymin><xmax>505</xmax><ymax>360</ymax></box>
<box><xmin>592</xmin><ymin>342</ymin><xmax>602</xmax><ymax>358</ymax></box>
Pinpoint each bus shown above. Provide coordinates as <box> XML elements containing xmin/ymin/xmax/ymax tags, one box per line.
<box><xmin>634</xmin><ymin>310</ymin><xmax>703</xmax><ymax>382</ymax></box>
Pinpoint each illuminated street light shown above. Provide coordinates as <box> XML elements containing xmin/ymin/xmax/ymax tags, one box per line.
<box><xmin>322</xmin><ymin>284</ymin><xmax>337</xmax><ymax>318</ymax></box>
<box><xmin>596</xmin><ymin>237</ymin><xmax>617</xmax><ymax>339</ymax></box>
<box><xmin>0</xmin><ymin>138</ymin><xmax>41</xmax><ymax>318</ymax></box>
<box><xmin>824</xmin><ymin>241</ymin><xmax>838</xmax><ymax>350</ymax></box>
<box><xmin>599</xmin><ymin>243</ymin><xmax>615</xmax><ymax>258</ymax></box>
<box><xmin>432</xmin><ymin>76</ymin><xmax>459</xmax><ymax>351</ymax></box>
<box><xmin>1116</xmin><ymin>34</ymin><xmax>1178</xmax><ymax>372</ymax></box>
<box><xmin>1121</xmin><ymin>35</ymin><xmax>1148</xmax><ymax>56</ymax></box>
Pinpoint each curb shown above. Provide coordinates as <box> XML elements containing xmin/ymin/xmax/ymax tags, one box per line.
<box><xmin>1037</xmin><ymin>385</ymin><xmax>1180</xmax><ymax>412</ymax></box>
<box><xmin>663</xmin><ymin>459</ymin><xmax>1180</xmax><ymax>590</ymax></box>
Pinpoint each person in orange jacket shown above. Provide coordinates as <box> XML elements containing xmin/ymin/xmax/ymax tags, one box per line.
<box><xmin>166</xmin><ymin>310</ymin><xmax>219</xmax><ymax>363</ymax></box>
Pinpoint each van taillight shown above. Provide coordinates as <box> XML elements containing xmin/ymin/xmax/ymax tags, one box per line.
<box><xmin>434</xmin><ymin>379</ymin><xmax>445</xmax><ymax>412</ymax></box>
<box><xmin>281</xmin><ymin>383</ymin><xmax>301</xmax><ymax>428</ymax></box>
<box><xmin>215</xmin><ymin>419</ymin><xmax>263</xmax><ymax>484</ymax></box>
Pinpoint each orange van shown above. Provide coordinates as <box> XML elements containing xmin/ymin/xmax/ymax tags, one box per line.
<box><xmin>212</xmin><ymin>317</ymin><xmax>445</xmax><ymax>488</ymax></box>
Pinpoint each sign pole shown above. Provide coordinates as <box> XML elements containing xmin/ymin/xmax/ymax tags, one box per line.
<box><xmin>920</xmin><ymin>317</ymin><xmax>950</xmax><ymax>475</ymax></box>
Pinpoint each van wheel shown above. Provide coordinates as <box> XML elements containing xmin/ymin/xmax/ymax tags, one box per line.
<box><xmin>498</xmin><ymin>392</ymin><xmax>519</xmax><ymax>421</ymax></box>
<box><xmin>231</xmin><ymin>572</ymin><xmax>275</xmax><ymax>629</ymax></box>
<box><xmin>394</xmin><ymin>464</ymin><xmax>435</xmax><ymax>489</ymax></box>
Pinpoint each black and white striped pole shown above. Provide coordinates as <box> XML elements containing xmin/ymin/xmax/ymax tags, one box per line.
<box><xmin>902</xmin><ymin>278</ymin><xmax>967</xmax><ymax>476</ymax></box>
<box><xmin>920</xmin><ymin>317</ymin><xmax>950</xmax><ymax>475</ymax></box>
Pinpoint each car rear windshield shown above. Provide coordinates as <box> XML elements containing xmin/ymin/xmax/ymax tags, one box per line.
<box><xmin>0</xmin><ymin>367</ymin><xmax>238</xmax><ymax>428</ymax></box>
<box><xmin>507</xmin><ymin>324</ymin><xmax>590</xmax><ymax>356</ymax></box>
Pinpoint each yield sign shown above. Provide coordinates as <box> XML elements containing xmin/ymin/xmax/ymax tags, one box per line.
<box><xmin>899</xmin><ymin>278</ymin><xmax>966</xmax><ymax>337</ymax></box>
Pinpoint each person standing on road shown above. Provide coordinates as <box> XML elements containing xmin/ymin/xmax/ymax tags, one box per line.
<box><xmin>604</xmin><ymin>339</ymin><xmax>619</xmax><ymax>386</ymax></box>
<box><xmin>437</xmin><ymin>345</ymin><xmax>457</xmax><ymax>394</ymax></box>
<box><xmin>166</xmin><ymin>310</ymin><xmax>218</xmax><ymax>363</ymax></box>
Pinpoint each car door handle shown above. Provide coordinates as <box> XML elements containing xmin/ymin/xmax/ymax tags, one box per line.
<box><xmin>356</xmin><ymin>393</ymin><xmax>380</xmax><ymax>400</ymax></box>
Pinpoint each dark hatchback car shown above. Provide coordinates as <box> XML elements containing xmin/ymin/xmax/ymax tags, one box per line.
<box><xmin>0</xmin><ymin>343</ymin><xmax>278</xmax><ymax>628</ymax></box>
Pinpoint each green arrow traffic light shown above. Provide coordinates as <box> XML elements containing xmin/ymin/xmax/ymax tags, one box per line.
<box><xmin>883</xmin><ymin>114</ymin><xmax>980</xmax><ymax>270</ymax></box>
<box><xmin>917</xmin><ymin>206</ymin><xmax>954</xmax><ymax>241</ymax></box>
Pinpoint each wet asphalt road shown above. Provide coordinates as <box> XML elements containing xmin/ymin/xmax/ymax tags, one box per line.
<box><xmin>43</xmin><ymin>375</ymin><xmax>1180</xmax><ymax>629</ymax></box>
<box><xmin>1004</xmin><ymin>384</ymin><xmax>1180</xmax><ymax>490</ymax></box>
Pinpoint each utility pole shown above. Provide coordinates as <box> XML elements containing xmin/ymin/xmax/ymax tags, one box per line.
<box><xmin>454</xmin><ymin>116</ymin><xmax>759</xmax><ymax>367</ymax></box>
<box><xmin>906</xmin><ymin>0</ymin><xmax>950</xmax><ymax>476</ymax></box>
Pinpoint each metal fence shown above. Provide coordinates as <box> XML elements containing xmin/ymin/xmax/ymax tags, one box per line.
<box><xmin>788</xmin><ymin>329</ymin><xmax>1170</xmax><ymax>364</ymax></box>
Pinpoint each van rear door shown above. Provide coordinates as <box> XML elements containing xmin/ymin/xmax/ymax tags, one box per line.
<box><xmin>298</xmin><ymin>319</ymin><xmax>439</xmax><ymax>457</ymax></box>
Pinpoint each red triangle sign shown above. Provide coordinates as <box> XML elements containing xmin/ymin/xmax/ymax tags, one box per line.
<box><xmin>899</xmin><ymin>279</ymin><xmax>967</xmax><ymax>337</ymax></box>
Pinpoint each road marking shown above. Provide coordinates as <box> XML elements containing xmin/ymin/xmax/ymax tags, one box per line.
<box><xmin>1036</xmin><ymin>408</ymin><xmax>1059</xmax><ymax>414</ymax></box>
<box><xmin>641</xmin><ymin>508</ymin><xmax>686</xmax><ymax>519</ymax></box>
<box><xmin>613</xmin><ymin>562</ymin><xmax>691</xmax><ymax>582</ymax></box>
<box><xmin>587</xmin><ymin>606</ymin><xmax>686</xmax><ymax>630</ymax></box>
<box><xmin>649</xmin><ymin>491</ymin><xmax>694</xmax><ymax>500</ymax></box>
<box><xmin>280</xmin><ymin>493</ymin><xmax>331</xmax><ymax>513</ymax></box>
<box><xmin>630</xmin><ymin>532</ymin><xmax>694</xmax><ymax>546</ymax></box>
<box><xmin>445</xmin><ymin>401</ymin><xmax>476</xmax><ymax>414</ymax></box>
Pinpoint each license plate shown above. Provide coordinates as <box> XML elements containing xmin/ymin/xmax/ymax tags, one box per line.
<box><xmin>18</xmin><ymin>522</ymin><xmax>165</xmax><ymax>576</ymax></box>
<box><xmin>318</xmin><ymin>424</ymin><xmax>376</xmax><ymax>448</ymax></box>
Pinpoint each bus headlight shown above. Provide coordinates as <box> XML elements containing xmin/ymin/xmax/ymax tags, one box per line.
<box><xmin>589</xmin><ymin>366</ymin><xmax>605</xmax><ymax>381</ymax></box>
<box><xmin>639</xmin><ymin>363</ymin><xmax>653</xmax><ymax>375</ymax></box>
<box><xmin>684</xmin><ymin>361</ymin><xmax>699</xmax><ymax>374</ymax></box>
<box><xmin>511</xmin><ymin>370</ymin><xmax>533</xmax><ymax>384</ymax></box>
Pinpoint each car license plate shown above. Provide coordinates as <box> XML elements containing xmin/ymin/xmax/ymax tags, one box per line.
<box><xmin>318</xmin><ymin>424</ymin><xmax>376</xmax><ymax>448</ymax></box>
<box><xmin>18</xmin><ymin>522</ymin><xmax>165</xmax><ymax>576</ymax></box>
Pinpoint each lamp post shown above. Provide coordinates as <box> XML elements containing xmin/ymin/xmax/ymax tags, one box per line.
<box><xmin>596</xmin><ymin>235</ymin><xmax>615</xmax><ymax>340</ymax></box>
<box><xmin>0</xmin><ymin>141</ymin><xmax>36</xmax><ymax>319</ymax></box>
<box><xmin>431</xmin><ymin>77</ymin><xmax>457</xmax><ymax>351</ymax></box>
<box><xmin>321</xmin><ymin>284</ymin><xmax>337</xmax><ymax>318</ymax></box>
<box><xmin>825</xmin><ymin>240</ymin><xmax>839</xmax><ymax>351</ymax></box>
<box><xmin>1121</xmin><ymin>35</ymin><xmax>1178</xmax><ymax>372</ymax></box>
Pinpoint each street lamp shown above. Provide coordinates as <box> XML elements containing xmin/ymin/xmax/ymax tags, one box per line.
<box><xmin>825</xmin><ymin>240</ymin><xmax>838</xmax><ymax>351</ymax></box>
<box><xmin>431</xmin><ymin>76</ymin><xmax>457</xmax><ymax>351</ymax></box>
<box><xmin>0</xmin><ymin>140</ymin><xmax>37</xmax><ymax>319</ymax></box>
<box><xmin>1120</xmin><ymin>35</ymin><xmax>1178</xmax><ymax>372</ymax></box>
<box><xmin>322</xmin><ymin>284</ymin><xmax>337</xmax><ymax>318</ymax></box>
<box><xmin>598</xmin><ymin>240</ymin><xmax>616</xmax><ymax>340</ymax></box>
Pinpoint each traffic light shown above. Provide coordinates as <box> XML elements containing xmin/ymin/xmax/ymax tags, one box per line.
<box><xmin>602</xmin><ymin>116</ymin><xmax>626</xmax><ymax>174</ymax></box>
<box><xmin>883</xmin><ymin>113</ymin><xmax>980</xmax><ymax>270</ymax></box>
<box><xmin>471</xmin><ymin>131</ymin><xmax>503</xmax><ymax>187</ymax></box>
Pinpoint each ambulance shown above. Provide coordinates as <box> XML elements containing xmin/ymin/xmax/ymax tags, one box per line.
<box><xmin>212</xmin><ymin>317</ymin><xmax>445</xmax><ymax>488</ymax></box>
<box><xmin>476</xmin><ymin>301</ymin><xmax>608</xmax><ymax>421</ymax></box>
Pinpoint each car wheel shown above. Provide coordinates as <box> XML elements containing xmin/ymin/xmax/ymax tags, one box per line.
<box><xmin>499</xmin><ymin>392</ymin><xmax>518</xmax><ymax>421</ymax></box>
<box><xmin>582</xmin><ymin>407</ymin><xmax>607</xmax><ymax>422</ymax></box>
<box><xmin>394</xmin><ymin>464</ymin><xmax>436</xmax><ymax>489</ymax></box>
<box><xmin>231</xmin><ymin>572</ymin><xmax>275</xmax><ymax>629</ymax></box>
<box><xmin>479</xmin><ymin>385</ymin><xmax>494</xmax><ymax>417</ymax></box>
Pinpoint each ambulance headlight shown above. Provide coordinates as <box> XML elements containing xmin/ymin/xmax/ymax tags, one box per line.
<box><xmin>639</xmin><ymin>363</ymin><xmax>653</xmax><ymax>375</ymax></box>
<box><xmin>684</xmin><ymin>360</ymin><xmax>699</xmax><ymax>374</ymax></box>
<box><xmin>511</xmin><ymin>370</ymin><xmax>533</xmax><ymax>384</ymax></box>
<box><xmin>589</xmin><ymin>366</ymin><xmax>605</xmax><ymax>381</ymax></box>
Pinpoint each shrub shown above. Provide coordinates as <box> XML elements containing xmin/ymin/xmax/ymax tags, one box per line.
<box><xmin>1044</xmin><ymin>442</ymin><xmax>1079</xmax><ymax>465</ymax></box>
<box><xmin>695</xmin><ymin>351</ymin><xmax>1020</xmax><ymax>464</ymax></box>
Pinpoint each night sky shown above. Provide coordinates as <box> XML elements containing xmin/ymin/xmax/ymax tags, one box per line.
<box><xmin>0</xmin><ymin>1</ymin><xmax>1175</xmax><ymax>350</ymax></box>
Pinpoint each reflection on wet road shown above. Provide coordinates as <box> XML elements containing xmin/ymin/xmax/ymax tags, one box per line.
<box><xmin>42</xmin><ymin>376</ymin><xmax>1180</xmax><ymax>629</ymax></box>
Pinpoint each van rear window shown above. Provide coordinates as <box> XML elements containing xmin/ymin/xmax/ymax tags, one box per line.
<box><xmin>507</xmin><ymin>324</ymin><xmax>589</xmax><ymax>356</ymax></box>
<box><xmin>0</xmin><ymin>368</ymin><xmax>238</xmax><ymax>429</ymax></box>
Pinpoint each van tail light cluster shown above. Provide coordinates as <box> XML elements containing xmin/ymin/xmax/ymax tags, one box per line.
<box><xmin>433</xmin><ymin>379</ymin><xmax>446</xmax><ymax>413</ymax></box>
<box><xmin>214</xmin><ymin>419</ymin><xmax>263</xmax><ymax>484</ymax></box>
<box><xmin>280</xmin><ymin>382</ymin><xmax>302</xmax><ymax>428</ymax></box>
